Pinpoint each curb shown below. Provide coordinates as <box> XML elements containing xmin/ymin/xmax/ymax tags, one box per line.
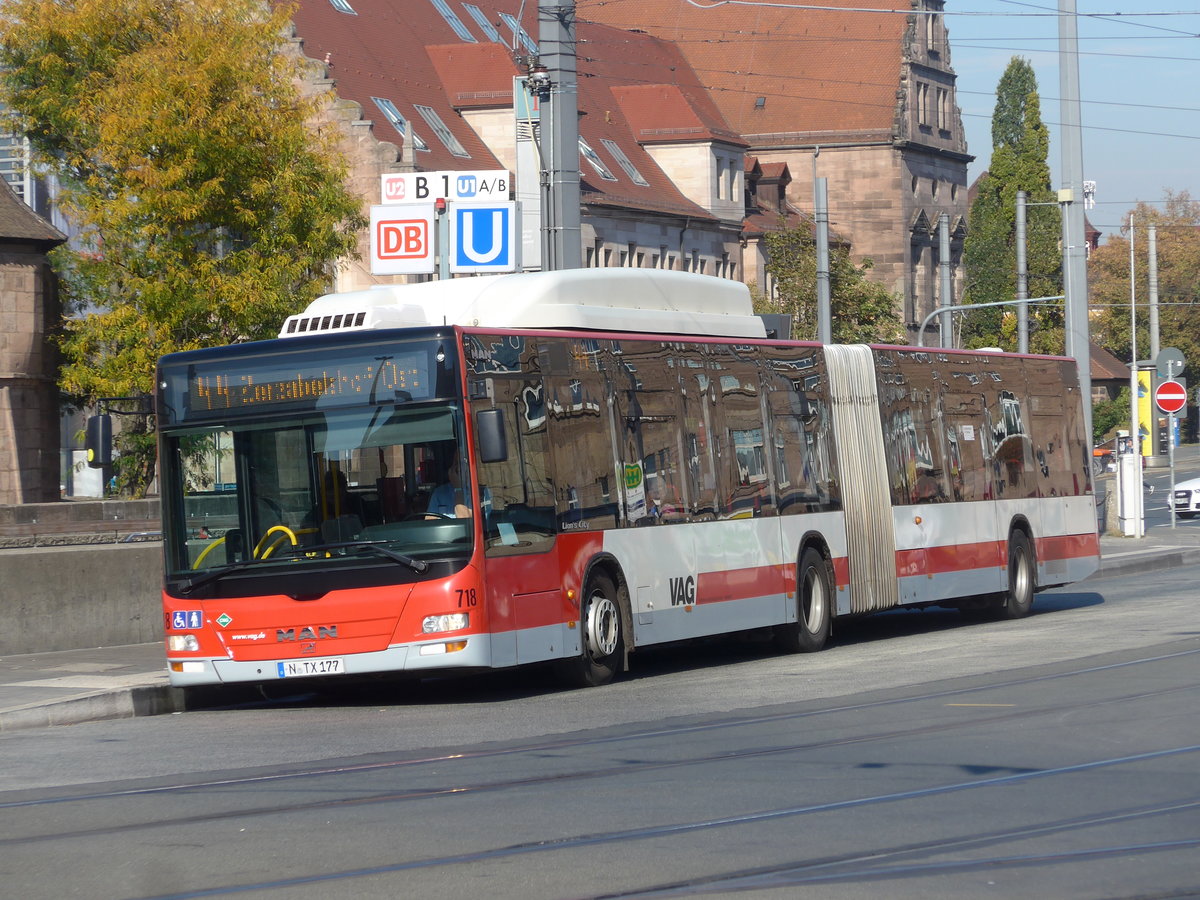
<box><xmin>0</xmin><ymin>683</ymin><xmax>185</xmax><ymax>734</ymax></box>
<box><xmin>1093</xmin><ymin>547</ymin><xmax>1200</xmax><ymax>580</ymax></box>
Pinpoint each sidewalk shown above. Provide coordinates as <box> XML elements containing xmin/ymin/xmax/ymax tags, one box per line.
<box><xmin>3</xmin><ymin>527</ymin><xmax>1200</xmax><ymax>734</ymax></box>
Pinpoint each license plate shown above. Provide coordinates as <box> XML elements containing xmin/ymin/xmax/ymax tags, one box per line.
<box><xmin>277</xmin><ymin>657</ymin><xmax>344</xmax><ymax>678</ymax></box>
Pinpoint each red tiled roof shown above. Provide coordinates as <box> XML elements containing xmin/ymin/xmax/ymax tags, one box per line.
<box><xmin>427</xmin><ymin>43</ymin><xmax>520</xmax><ymax>110</ymax></box>
<box><xmin>578</xmin><ymin>0</ymin><xmax>907</xmax><ymax>145</ymax></box>
<box><xmin>292</xmin><ymin>0</ymin><xmax>502</xmax><ymax>170</ymax></box>
<box><xmin>1090</xmin><ymin>341</ymin><xmax>1129</xmax><ymax>381</ymax></box>
<box><xmin>292</xmin><ymin>1</ymin><xmax>721</xmax><ymax>219</ymax></box>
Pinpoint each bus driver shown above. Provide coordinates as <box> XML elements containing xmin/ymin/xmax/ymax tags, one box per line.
<box><xmin>427</xmin><ymin>447</ymin><xmax>471</xmax><ymax>518</ymax></box>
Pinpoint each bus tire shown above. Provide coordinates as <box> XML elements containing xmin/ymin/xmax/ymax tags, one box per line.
<box><xmin>774</xmin><ymin>547</ymin><xmax>832</xmax><ymax>653</ymax></box>
<box><xmin>998</xmin><ymin>531</ymin><xmax>1035</xmax><ymax>619</ymax></box>
<box><xmin>556</xmin><ymin>572</ymin><xmax>624</xmax><ymax>687</ymax></box>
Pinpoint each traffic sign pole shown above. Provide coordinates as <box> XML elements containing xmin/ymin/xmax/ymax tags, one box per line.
<box><xmin>1169</xmin><ymin>412</ymin><xmax>1176</xmax><ymax>529</ymax></box>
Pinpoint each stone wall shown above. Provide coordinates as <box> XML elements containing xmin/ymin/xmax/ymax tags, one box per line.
<box><xmin>0</xmin><ymin>543</ymin><xmax>163</xmax><ymax>654</ymax></box>
<box><xmin>0</xmin><ymin>499</ymin><xmax>161</xmax><ymax>548</ymax></box>
<box><xmin>0</xmin><ymin>500</ymin><xmax>164</xmax><ymax>653</ymax></box>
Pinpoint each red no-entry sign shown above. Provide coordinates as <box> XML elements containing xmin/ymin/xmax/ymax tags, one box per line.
<box><xmin>1155</xmin><ymin>379</ymin><xmax>1188</xmax><ymax>415</ymax></box>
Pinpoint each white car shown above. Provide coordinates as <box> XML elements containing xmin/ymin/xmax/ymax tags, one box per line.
<box><xmin>1171</xmin><ymin>476</ymin><xmax>1200</xmax><ymax>519</ymax></box>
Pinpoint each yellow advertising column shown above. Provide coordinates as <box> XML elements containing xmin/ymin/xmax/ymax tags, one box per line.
<box><xmin>1137</xmin><ymin>370</ymin><xmax>1153</xmax><ymax>457</ymax></box>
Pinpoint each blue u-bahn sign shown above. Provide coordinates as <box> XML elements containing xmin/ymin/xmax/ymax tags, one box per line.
<box><xmin>449</xmin><ymin>202</ymin><xmax>519</xmax><ymax>273</ymax></box>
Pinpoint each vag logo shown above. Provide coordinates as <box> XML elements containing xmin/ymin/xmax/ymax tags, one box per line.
<box><xmin>276</xmin><ymin>625</ymin><xmax>338</xmax><ymax>642</ymax></box>
<box><xmin>668</xmin><ymin>575</ymin><xmax>696</xmax><ymax>607</ymax></box>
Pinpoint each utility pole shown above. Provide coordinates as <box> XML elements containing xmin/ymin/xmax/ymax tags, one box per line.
<box><xmin>539</xmin><ymin>0</ymin><xmax>581</xmax><ymax>270</ymax></box>
<box><xmin>1059</xmin><ymin>0</ymin><xmax>1092</xmax><ymax>439</ymax></box>
<box><xmin>1015</xmin><ymin>191</ymin><xmax>1029</xmax><ymax>354</ymax></box>
<box><xmin>1148</xmin><ymin>224</ymin><xmax>1160</xmax><ymax>362</ymax></box>
<box><xmin>938</xmin><ymin>213</ymin><xmax>952</xmax><ymax>349</ymax></box>
<box><xmin>814</xmin><ymin>174</ymin><xmax>832</xmax><ymax>344</ymax></box>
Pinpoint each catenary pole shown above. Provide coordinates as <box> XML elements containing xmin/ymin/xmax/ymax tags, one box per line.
<box><xmin>815</xmin><ymin>176</ymin><xmax>832</xmax><ymax>344</ymax></box>
<box><xmin>1016</xmin><ymin>191</ymin><xmax>1029</xmax><ymax>354</ymax></box>
<box><xmin>539</xmin><ymin>0</ymin><xmax>581</xmax><ymax>270</ymax></box>
<box><xmin>1059</xmin><ymin>0</ymin><xmax>1092</xmax><ymax>439</ymax></box>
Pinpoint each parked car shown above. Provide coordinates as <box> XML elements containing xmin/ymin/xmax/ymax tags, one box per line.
<box><xmin>1171</xmin><ymin>476</ymin><xmax>1200</xmax><ymax>519</ymax></box>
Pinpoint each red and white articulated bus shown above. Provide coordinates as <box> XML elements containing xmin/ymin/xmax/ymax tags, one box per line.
<box><xmin>157</xmin><ymin>269</ymin><xmax>1099</xmax><ymax>688</ymax></box>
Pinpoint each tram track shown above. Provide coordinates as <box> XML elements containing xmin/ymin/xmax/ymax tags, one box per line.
<box><xmin>594</xmin><ymin>799</ymin><xmax>1200</xmax><ymax>897</ymax></box>
<box><xmin>115</xmin><ymin>746</ymin><xmax>1200</xmax><ymax>900</ymax></box>
<box><xmin>2</xmin><ymin>647</ymin><xmax>1197</xmax><ymax>849</ymax></box>
<box><xmin>5</xmin><ymin>643</ymin><xmax>1198</xmax><ymax>819</ymax></box>
<box><xmin>3</xmin><ymin>637</ymin><xmax>1197</xmax><ymax>900</ymax></box>
<box><xmin>598</xmin><ymin>814</ymin><xmax>1200</xmax><ymax>897</ymax></box>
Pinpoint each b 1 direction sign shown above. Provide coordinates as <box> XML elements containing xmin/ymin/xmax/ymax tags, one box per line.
<box><xmin>381</xmin><ymin>170</ymin><xmax>510</xmax><ymax>204</ymax></box>
<box><xmin>1155</xmin><ymin>378</ymin><xmax>1188</xmax><ymax>415</ymax></box>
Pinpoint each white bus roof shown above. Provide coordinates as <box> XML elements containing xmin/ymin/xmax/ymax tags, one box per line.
<box><xmin>280</xmin><ymin>269</ymin><xmax>767</xmax><ymax>340</ymax></box>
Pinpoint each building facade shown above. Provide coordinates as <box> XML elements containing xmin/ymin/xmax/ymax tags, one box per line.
<box><xmin>580</xmin><ymin>0</ymin><xmax>971</xmax><ymax>343</ymax></box>
<box><xmin>0</xmin><ymin>180</ymin><xmax>65</xmax><ymax>505</ymax></box>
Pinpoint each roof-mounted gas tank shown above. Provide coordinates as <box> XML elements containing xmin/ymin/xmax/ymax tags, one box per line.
<box><xmin>280</xmin><ymin>269</ymin><xmax>766</xmax><ymax>340</ymax></box>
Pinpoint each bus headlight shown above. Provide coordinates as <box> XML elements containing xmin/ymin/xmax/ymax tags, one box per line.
<box><xmin>422</xmin><ymin>613</ymin><xmax>469</xmax><ymax>634</ymax></box>
<box><xmin>167</xmin><ymin>634</ymin><xmax>200</xmax><ymax>652</ymax></box>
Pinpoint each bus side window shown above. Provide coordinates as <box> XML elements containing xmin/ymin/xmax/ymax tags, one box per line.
<box><xmin>474</xmin><ymin>378</ymin><xmax>556</xmax><ymax>555</ymax></box>
<box><xmin>715</xmin><ymin>349</ymin><xmax>772</xmax><ymax>518</ymax></box>
<box><xmin>545</xmin><ymin>372</ymin><xmax>620</xmax><ymax>529</ymax></box>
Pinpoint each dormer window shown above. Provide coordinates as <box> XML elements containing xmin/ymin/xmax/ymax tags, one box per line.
<box><xmin>602</xmin><ymin>139</ymin><xmax>648</xmax><ymax>186</ymax></box>
<box><xmin>328</xmin><ymin>0</ymin><xmax>356</xmax><ymax>13</ymax></box>
<box><xmin>415</xmin><ymin>105</ymin><xmax>471</xmax><ymax>158</ymax></box>
<box><xmin>430</xmin><ymin>0</ymin><xmax>476</xmax><ymax>42</ymax></box>
<box><xmin>579</xmin><ymin>138</ymin><xmax>617</xmax><ymax>181</ymax></box>
<box><xmin>463</xmin><ymin>4</ymin><xmax>502</xmax><ymax>42</ymax></box>
<box><xmin>499</xmin><ymin>13</ymin><xmax>538</xmax><ymax>53</ymax></box>
<box><xmin>371</xmin><ymin>97</ymin><xmax>429</xmax><ymax>151</ymax></box>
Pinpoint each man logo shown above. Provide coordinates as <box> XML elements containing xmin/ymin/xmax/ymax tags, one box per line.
<box><xmin>276</xmin><ymin>625</ymin><xmax>338</xmax><ymax>642</ymax></box>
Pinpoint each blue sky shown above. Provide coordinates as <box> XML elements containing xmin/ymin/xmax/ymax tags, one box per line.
<box><xmin>947</xmin><ymin>2</ymin><xmax>1200</xmax><ymax>241</ymax></box>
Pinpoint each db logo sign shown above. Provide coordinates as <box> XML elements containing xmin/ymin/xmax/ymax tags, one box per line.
<box><xmin>369</xmin><ymin>204</ymin><xmax>435</xmax><ymax>275</ymax></box>
<box><xmin>376</xmin><ymin>218</ymin><xmax>428</xmax><ymax>259</ymax></box>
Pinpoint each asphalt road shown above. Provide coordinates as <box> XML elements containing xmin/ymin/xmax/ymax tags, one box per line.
<box><xmin>1</xmin><ymin>562</ymin><xmax>1197</xmax><ymax>900</ymax></box>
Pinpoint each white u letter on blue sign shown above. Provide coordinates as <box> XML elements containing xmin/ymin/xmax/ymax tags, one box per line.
<box><xmin>461</xmin><ymin>210</ymin><xmax>504</xmax><ymax>263</ymax></box>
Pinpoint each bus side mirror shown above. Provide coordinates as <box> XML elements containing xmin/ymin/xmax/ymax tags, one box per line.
<box><xmin>476</xmin><ymin>408</ymin><xmax>508</xmax><ymax>463</ymax></box>
<box><xmin>85</xmin><ymin>414</ymin><xmax>112</xmax><ymax>468</ymax></box>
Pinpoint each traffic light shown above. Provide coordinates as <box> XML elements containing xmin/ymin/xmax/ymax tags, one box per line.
<box><xmin>85</xmin><ymin>414</ymin><xmax>112</xmax><ymax>468</ymax></box>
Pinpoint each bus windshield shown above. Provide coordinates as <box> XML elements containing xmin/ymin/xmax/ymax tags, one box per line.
<box><xmin>161</xmin><ymin>401</ymin><xmax>475</xmax><ymax>581</ymax></box>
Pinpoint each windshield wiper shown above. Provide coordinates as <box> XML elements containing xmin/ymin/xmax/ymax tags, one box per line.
<box><xmin>279</xmin><ymin>540</ymin><xmax>429</xmax><ymax>573</ymax></box>
<box><xmin>178</xmin><ymin>559</ymin><xmax>264</xmax><ymax>596</ymax></box>
<box><xmin>178</xmin><ymin>541</ymin><xmax>429</xmax><ymax>596</ymax></box>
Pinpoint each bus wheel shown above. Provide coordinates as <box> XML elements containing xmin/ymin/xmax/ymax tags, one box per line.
<box><xmin>557</xmin><ymin>572</ymin><xmax>624</xmax><ymax>687</ymax></box>
<box><xmin>774</xmin><ymin>547</ymin><xmax>832</xmax><ymax>653</ymax></box>
<box><xmin>998</xmin><ymin>531</ymin><xmax>1035</xmax><ymax>619</ymax></box>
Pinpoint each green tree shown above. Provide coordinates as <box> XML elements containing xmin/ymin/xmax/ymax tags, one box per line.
<box><xmin>0</xmin><ymin>0</ymin><xmax>366</xmax><ymax>496</ymax></box>
<box><xmin>962</xmin><ymin>58</ymin><xmax>1062</xmax><ymax>353</ymax></box>
<box><xmin>755</xmin><ymin>222</ymin><xmax>904</xmax><ymax>344</ymax></box>
<box><xmin>1089</xmin><ymin>191</ymin><xmax>1200</xmax><ymax>391</ymax></box>
<box><xmin>1092</xmin><ymin>387</ymin><xmax>1130</xmax><ymax>444</ymax></box>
